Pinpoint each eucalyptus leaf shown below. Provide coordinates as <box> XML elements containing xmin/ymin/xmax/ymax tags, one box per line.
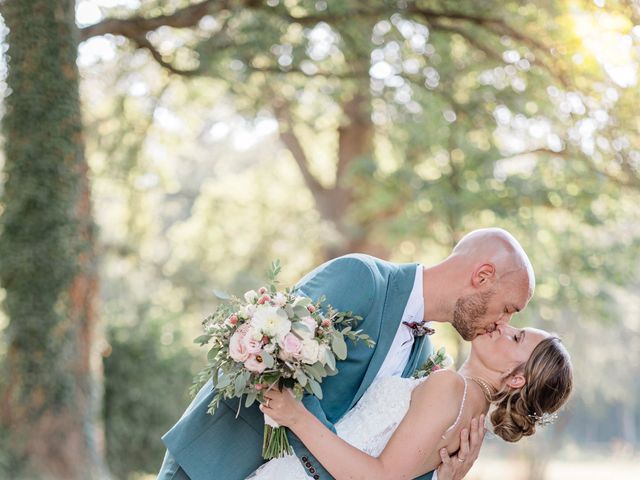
<box><xmin>217</xmin><ymin>374</ymin><xmax>232</xmax><ymax>389</ymax></box>
<box><xmin>212</xmin><ymin>289</ymin><xmax>231</xmax><ymax>300</ymax></box>
<box><xmin>308</xmin><ymin>377</ymin><xmax>323</xmax><ymax>399</ymax></box>
<box><xmin>261</xmin><ymin>350</ymin><xmax>274</xmax><ymax>368</ymax></box>
<box><xmin>207</xmin><ymin>348</ymin><xmax>220</xmax><ymax>362</ymax></box>
<box><xmin>293</xmin><ymin>369</ymin><xmax>308</xmax><ymax>387</ymax></box>
<box><xmin>294</xmin><ymin>305</ymin><xmax>310</xmax><ymax>318</ymax></box>
<box><xmin>295</xmin><ymin>297</ymin><xmax>311</xmax><ymax>307</ymax></box>
<box><xmin>245</xmin><ymin>392</ymin><xmax>257</xmax><ymax>408</ymax></box>
<box><xmin>331</xmin><ymin>332</ymin><xmax>348</xmax><ymax>360</ymax></box>
<box><xmin>234</xmin><ymin>373</ymin><xmax>247</xmax><ymax>393</ymax></box>
<box><xmin>292</xmin><ymin>322</ymin><xmax>311</xmax><ymax>336</ymax></box>
<box><xmin>324</xmin><ymin>349</ymin><xmax>336</xmax><ymax>371</ymax></box>
<box><xmin>285</xmin><ymin>305</ymin><xmax>295</xmax><ymax>318</ymax></box>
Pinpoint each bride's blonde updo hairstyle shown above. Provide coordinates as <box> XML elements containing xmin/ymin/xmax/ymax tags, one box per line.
<box><xmin>490</xmin><ymin>336</ymin><xmax>573</xmax><ymax>442</ymax></box>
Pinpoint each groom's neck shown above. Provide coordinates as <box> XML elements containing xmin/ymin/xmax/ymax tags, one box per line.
<box><xmin>421</xmin><ymin>259</ymin><xmax>463</xmax><ymax>324</ymax></box>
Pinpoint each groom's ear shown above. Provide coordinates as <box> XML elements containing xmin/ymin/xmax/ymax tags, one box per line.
<box><xmin>506</xmin><ymin>373</ymin><xmax>526</xmax><ymax>390</ymax></box>
<box><xmin>472</xmin><ymin>263</ymin><xmax>496</xmax><ymax>287</ymax></box>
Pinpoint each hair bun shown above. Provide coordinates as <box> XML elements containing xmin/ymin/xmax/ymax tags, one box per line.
<box><xmin>490</xmin><ymin>337</ymin><xmax>573</xmax><ymax>443</ymax></box>
<box><xmin>490</xmin><ymin>391</ymin><xmax>537</xmax><ymax>442</ymax></box>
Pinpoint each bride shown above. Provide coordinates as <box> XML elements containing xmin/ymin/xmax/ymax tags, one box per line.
<box><xmin>251</xmin><ymin>324</ymin><xmax>573</xmax><ymax>479</ymax></box>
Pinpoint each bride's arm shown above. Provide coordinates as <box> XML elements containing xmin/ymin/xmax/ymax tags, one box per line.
<box><xmin>262</xmin><ymin>371</ymin><xmax>465</xmax><ymax>480</ymax></box>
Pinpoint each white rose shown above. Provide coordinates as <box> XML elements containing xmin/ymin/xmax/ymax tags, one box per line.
<box><xmin>249</xmin><ymin>327</ymin><xmax>263</xmax><ymax>342</ymax></box>
<box><xmin>272</xmin><ymin>292</ymin><xmax>287</xmax><ymax>307</ymax></box>
<box><xmin>241</xmin><ymin>304</ymin><xmax>257</xmax><ymax>318</ymax></box>
<box><xmin>300</xmin><ymin>339</ymin><xmax>320</xmax><ymax>364</ymax></box>
<box><xmin>252</xmin><ymin>305</ymin><xmax>291</xmax><ymax>340</ymax></box>
<box><xmin>244</xmin><ymin>290</ymin><xmax>259</xmax><ymax>303</ymax></box>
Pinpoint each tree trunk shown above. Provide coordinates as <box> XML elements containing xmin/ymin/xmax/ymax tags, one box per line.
<box><xmin>0</xmin><ymin>1</ymin><xmax>105</xmax><ymax>478</ymax></box>
<box><xmin>275</xmin><ymin>89</ymin><xmax>388</xmax><ymax>260</ymax></box>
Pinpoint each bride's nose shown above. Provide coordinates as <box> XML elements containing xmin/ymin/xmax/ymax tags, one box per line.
<box><xmin>498</xmin><ymin>324</ymin><xmax>517</xmax><ymax>336</ymax></box>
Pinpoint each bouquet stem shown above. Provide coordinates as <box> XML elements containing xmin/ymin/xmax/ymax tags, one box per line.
<box><xmin>262</xmin><ymin>425</ymin><xmax>293</xmax><ymax>459</ymax></box>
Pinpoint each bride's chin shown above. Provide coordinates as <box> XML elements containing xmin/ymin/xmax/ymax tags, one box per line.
<box><xmin>470</xmin><ymin>335</ymin><xmax>487</xmax><ymax>351</ymax></box>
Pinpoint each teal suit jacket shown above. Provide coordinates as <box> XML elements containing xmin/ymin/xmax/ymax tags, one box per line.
<box><xmin>160</xmin><ymin>254</ymin><xmax>434</xmax><ymax>480</ymax></box>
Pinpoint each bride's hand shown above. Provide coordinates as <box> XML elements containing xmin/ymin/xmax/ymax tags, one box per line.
<box><xmin>260</xmin><ymin>387</ymin><xmax>306</xmax><ymax>427</ymax></box>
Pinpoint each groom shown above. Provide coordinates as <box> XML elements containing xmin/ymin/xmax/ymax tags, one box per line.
<box><xmin>158</xmin><ymin>227</ymin><xmax>535</xmax><ymax>480</ymax></box>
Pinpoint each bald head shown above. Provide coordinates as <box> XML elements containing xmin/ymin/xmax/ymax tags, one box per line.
<box><xmin>452</xmin><ymin>228</ymin><xmax>535</xmax><ymax>295</ymax></box>
<box><xmin>423</xmin><ymin>228</ymin><xmax>536</xmax><ymax>339</ymax></box>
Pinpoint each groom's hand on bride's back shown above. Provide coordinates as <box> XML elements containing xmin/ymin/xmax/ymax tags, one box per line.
<box><xmin>436</xmin><ymin>414</ymin><xmax>486</xmax><ymax>480</ymax></box>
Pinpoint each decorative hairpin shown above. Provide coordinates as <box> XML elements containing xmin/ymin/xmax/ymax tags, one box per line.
<box><xmin>528</xmin><ymin>412</ymin><xmax>558</xmax><ymax>427</ymax></box>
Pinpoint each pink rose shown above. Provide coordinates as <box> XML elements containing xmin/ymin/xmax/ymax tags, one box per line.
<box><xmin>229</xmin><ymin>324</ymin><xmax>251</xmax><ymax>362</ymax></box>
<box><xmin>307</xmin><ymin>305</ymin><xmax>316</xmax><ymax>313</ymax></box>
<box><xmin>244</xmin><ymin>336</ymin><xmax>262</xmax><ymax>355</ymax></box>
<box><xmin>229</xmin><ymin>336</ymin><xmax>248</xmax><ymax>362</ymax></box>
<box><xmin>259</xmin><ymin>287</ymin><xmax>268</xmax><ymax>294</ymax></box>
<box><xmin>321</xmin><ymin>318</ymin><xmax>331</xmax><ymax>328</ymax></box>
<box><xmin>282</xmin><ymin>333</ymin><xmax>303</xmax><ymax>356</ymax></box>
<box><xmin>244</xmin><ymin>355</ymin><xmax>266</xmax><ymax>373</ymax></box>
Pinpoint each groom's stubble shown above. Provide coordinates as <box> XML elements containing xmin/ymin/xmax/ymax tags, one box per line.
<box><xmin>452</xmin><ymin>288</ymin><xmax>496</xmax><ymax>340</ymax></box>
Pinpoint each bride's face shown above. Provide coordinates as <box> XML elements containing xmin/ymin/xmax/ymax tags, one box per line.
<box><xmin>471</xmin><ymin>324</ymin><xmax>550</xmax><ymax>374</ymax></box>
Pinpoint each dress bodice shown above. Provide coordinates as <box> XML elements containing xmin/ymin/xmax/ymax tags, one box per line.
<box><xmin>334</xmin><ymin>376</ymin><xmax>426</xmax><ymax>456</ymax></box>
<box><xmin>247</xmin><ymin>376</ymin><xmax>428</xmax><ymax>479</ymax></box>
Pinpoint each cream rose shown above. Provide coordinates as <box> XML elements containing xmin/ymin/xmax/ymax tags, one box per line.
<box><xmin>300</xmin><ymin>339</ymin><xmax>320</xmax><ymax>364</ymax></box>
<box><xmin>244</xmin><ymin>290</ymin><xmax>259</xmax><ymax>303</ymax></box>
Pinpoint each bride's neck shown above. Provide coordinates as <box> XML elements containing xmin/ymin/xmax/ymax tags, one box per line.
<box><xmin>456</xmin><ymin>357</ymin><xmax>503</xmax><ymax>392</ymax></box>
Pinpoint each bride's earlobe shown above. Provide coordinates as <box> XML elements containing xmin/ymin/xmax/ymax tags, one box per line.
<box><xmin>507</xmin><ymin>374</ymin><xmax>526</xmax><ymax>389</ymax></box>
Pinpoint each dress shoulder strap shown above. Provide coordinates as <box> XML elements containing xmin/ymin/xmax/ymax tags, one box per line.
<box><xmin>429</xmin><ymin>370</ymin><xmax>468</xmax><ymax>439</ymax></box>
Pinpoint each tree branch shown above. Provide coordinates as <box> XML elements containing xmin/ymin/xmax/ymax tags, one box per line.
<box><xmin>427</xmin><ymin>20</ymin><xmax>503</xmax><ymax>62</ymax></box>
<box><xmin>136</xmin><ymin>36</ymin><xmax>201</xmax><ymax>76</ymax></box>
<box><xmin>272</xmin><ymin>100</ymin><xmax>325</xmax><ymax>196</ymax></box>
<box><xmin>79</xmin><ymin>0</ymin><xmax>225</xmax><ymax>41</ymax></box>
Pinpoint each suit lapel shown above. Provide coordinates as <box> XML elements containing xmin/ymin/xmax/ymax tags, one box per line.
<box><xmin>347</xmin><ymin>263</ymin><xmax>417</xmax><ymax>411</ymax></box>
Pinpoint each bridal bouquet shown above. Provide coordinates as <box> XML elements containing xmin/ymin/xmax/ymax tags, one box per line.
<box><xmin>412</xmin><ymin>347</ymin><xmax>454</xmax><ymax>378</ymax></box>
<box><xmin>192</xmin><ymin>260</ymin><xmax>375</xmax><ymax>459</ymax></box>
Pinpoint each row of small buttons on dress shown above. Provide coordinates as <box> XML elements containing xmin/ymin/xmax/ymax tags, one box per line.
<box><xmin>301</xmin><ymin>456</ymin><xmax>320</xmax><ymax>479</ymax></box>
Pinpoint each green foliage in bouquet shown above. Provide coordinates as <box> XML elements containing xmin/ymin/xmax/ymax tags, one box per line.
<box><xmin>192</xmin><ymin>260</ymin><xmax>375</xmax><ymax>458</ymax></box>
<box><xmin>412</xmin><ymin>347</ymin><xmax>452</xmax><ymax>379</ymax></box>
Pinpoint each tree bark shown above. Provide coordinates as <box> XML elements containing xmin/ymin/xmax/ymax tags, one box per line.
<box><xmin>0</xmin><ymin>1</ymin><xmax>105</xmax><ymax>478</ymax></box>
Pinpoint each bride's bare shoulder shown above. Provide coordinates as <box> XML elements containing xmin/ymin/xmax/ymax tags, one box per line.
<box><xmin>411</xmin><ymin>370</ymin><xmax>466</xmax><ymax>416</ymax></box>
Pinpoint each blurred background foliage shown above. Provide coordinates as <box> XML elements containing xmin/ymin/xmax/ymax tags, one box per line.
<box><xmin>0</xmin><ymin>0</ymin><xmax>639</xmax><ymax>478</ymax></box>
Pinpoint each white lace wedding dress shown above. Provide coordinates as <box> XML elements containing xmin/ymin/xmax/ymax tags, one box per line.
<box><xmin>246</xmin><ymin>376</ymin><xmax>429</xmax><ymax>479</ymax></box>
